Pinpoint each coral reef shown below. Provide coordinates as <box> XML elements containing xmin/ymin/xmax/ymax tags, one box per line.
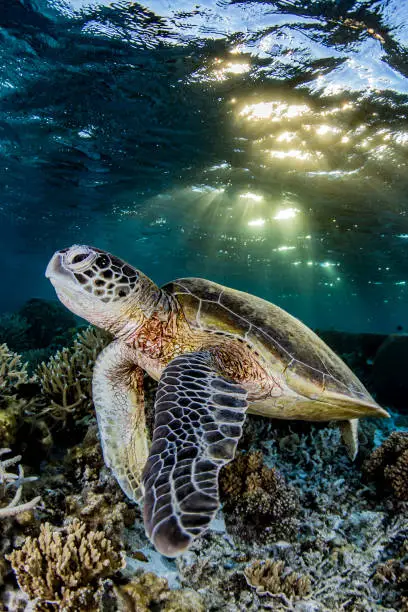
<box><xmin>363</xmin><ymin>431</ymin><xmax>408</xmax><ymax>500</ymax></box>
<box><xmin>7</xmin><ymin>518</ymin><xmax>125</xmax><ymax>611</ymax></box>
<box><xmin>0</xmin><ymin>316</ymin><xmax>406</xmax><ymax>611</ymax></box>
<box><xmin>0</xmin><ymin>299</ymin><xmax>77</xmax><ymax>355</ymax></box>
<box><xmin>35</xmin><ymin>327</ymin><xmax>111</xmax><ymax>427</ymax></box>
<box><xmin>0</xmin><ymin>313</ymin><xmax>30</xmax><ymax>353</ymax></box>
<box><xmin>18</xmin><ymin>298</ymin><xmax>77</xmax><ymax>350</ymax></box>
<box><xmin>244</xmin><ymin>559</ymin><xmax>311</xmax><ymax>600</ymax></box>
<box><xmin>219</xmin><ymin>450</ymin><xmax>299</xmax><ymax>543</ymax></box>
<box><xmin>0</xmin><ymin>449</ymin><xmax>40</xmax><ymax>519</ymax></box>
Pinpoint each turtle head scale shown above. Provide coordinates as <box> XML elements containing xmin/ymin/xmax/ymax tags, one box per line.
<box><xmin>46</xmin><ymin>245</ymin><xmax>159</xmax><ymax>333</ymax></box>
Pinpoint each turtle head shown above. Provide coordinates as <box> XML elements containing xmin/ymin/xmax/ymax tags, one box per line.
<box><xmin>46</xmin><ymin>245</ymin><xmax>160</xmax><ymax>334</ymax></box>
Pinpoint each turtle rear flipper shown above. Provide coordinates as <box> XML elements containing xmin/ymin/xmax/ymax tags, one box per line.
<box><xmin>93</xmin><ymin>340</ymin><xmax>149</xmax><ymax>501</ymax></box>
<box><xmin>142</xmin><ymin>350</ymin><xmax>248</xmax><ymax>557</ymax></box>
<box><xmin>340</xmin><ymin>418</ymin><xmax>359</xmax><ymax>461</ymax></box>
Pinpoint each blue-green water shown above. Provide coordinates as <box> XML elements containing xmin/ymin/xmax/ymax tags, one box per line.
<box><xmin>1</xmin><ymin>0</ymin><xmax>408</xmax><ymax>332</ymax></box>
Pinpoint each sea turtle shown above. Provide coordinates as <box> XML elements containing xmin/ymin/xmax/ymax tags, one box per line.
<box><xmin>46</xmin><ymin>245</ymin><xmax>389</xmax><ymax>557</ymax></box>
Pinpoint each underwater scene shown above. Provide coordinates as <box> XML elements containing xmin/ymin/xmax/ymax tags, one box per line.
<box><xmin>1</xmin><ymin>0</ymin><xmax>408</xmax><ymax>609</ymax></box>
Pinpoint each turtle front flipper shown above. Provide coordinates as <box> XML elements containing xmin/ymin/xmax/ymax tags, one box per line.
<box><xmin>93</xmin><ymin>340</ymin><xmax>149</xmax><ymax>502</ymax></box>
<box><xmin>142</xmin><ymin>351</ymin><xmax>248</xmax><ymax>557</ymax></box>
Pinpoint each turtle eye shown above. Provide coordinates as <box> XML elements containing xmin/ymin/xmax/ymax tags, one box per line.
<box><xmin>72</xmin><ymin>253</ymin><xmax>88</xmax><ymax>264</ymax></box>
<box><xmin>66</xmin><ymin>246</ymin><xmax>96</xmax><ymax>271</ymax></box>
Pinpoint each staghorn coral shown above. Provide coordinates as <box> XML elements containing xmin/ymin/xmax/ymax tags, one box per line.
<box><xmin>363</xmin><ymin>431</ymin><xmax>408</xmax><ymax>500</ymax></box>
<box><xmin>114</xmin><ymin>572</ymin><xmax>205</xmax><ymax>612</ymax></box>
<box><xmin>0</xmin><ymin>449</ymin><xmax>40</xmax><ymax>519</ymax></box>
<box><xmin>219</xmin><ymin>450</ymin><xmax>299</xmax><ymax>543</ymax></box>
<box><xmin>0</xmin><ymin>343</ymin><xmax>29</xmax><ymax>395</ymax></box>
<box><xmin>244</xmin><ymin>559</ymin><xmax>311</xmax><ymax>601</ymax></box>
<box><xmin>0</xmin><ymin>344</ymin><xmax>31</xmax><ymax>447</ymax></box>
<box><xmin>7</xmin><ymin>518</ymin><xmax>125</xmax><ymax>611</ymax></box>
<box><xmin>35</xmin><ymin>327</ymin><xmax>111</xmax><ymax>426</ymax></box>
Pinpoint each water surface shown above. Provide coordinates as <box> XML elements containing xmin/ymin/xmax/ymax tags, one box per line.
<box><xmin>1</xmin><ymin>0</ymin><xmax>408</xmax><ymax>332</ymax></box>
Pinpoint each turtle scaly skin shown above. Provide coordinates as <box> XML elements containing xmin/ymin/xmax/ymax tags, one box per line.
<box><xmin>46</xmin><ymin>245</ymin><xmax>389</xmax><ymax>557</ymax></box>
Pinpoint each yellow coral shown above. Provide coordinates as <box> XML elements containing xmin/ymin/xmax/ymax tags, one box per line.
<box><xmin>8</xmin><ymin>518</ymin><xmax>125</xmax><ymax>611</ymax></box>
<box><xmin>0</xmin><ymin>344</ymin><xmax>31</xmax><ymax>447</ymax></box>
<box><xmin>244</xmin><ymin>559</ymin><xmax>311</xmax><ymax>600</ymax></box>
<box><xmin>115</xmin><ymin>572</ymin><xmax>205</xmax><ymax>612</ymax></box>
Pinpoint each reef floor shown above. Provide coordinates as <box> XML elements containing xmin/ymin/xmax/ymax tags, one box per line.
<box><xmin>0</xmin><ymin>300</ymin><xmax>407</xmax><ymax>611</ymax></box>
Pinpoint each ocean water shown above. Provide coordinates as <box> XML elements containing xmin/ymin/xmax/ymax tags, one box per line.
<box><xmin>1</xmin><ymin>0</ymin><xmax>408</xmax><ymax>333</ymax></box>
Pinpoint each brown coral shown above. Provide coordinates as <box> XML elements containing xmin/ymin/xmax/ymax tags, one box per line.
<box><xmin>65</xmin><ymin>489</ymin><xmax>137</xmax><ymax>546</ymax></box>
<box><xmin>374</xmin><ymin>539</ymin><xmax>408</xmax><ymax>610</ymax></box>
<box><xmin>244</xmin><ymin>559</ymin><xmax>311</xmax><ymax>600</ymax></box>
<box><xmin>115</xmin><ymin>572</ymin><xmax>205</xmax><ymax>612</ymax></box>
<box><xmin>7</xmin><ymin>518</ymin><xmax>125</xmax><ymax>611</ymax></box>
<box><xmin>363</xmin><ymin>431</ymin><xmax>408</xmax><ymax>500</ymax></box>
<box><xmin>219</xmin><ymin>450</ymin><xmax>299</xmax><ymax>542</ymax></box>
<box><xmin>35</xmin><ymin>327</ymin><xmax>111</xmax><ymax>426</ymax></box>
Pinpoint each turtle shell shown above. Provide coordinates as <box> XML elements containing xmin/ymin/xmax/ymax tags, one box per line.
<box><xmin>163</xmin><ymin>277</ymin><xmax>373</xmax><ymax>405</ymax></box>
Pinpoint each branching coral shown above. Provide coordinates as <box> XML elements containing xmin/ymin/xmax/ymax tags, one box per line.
<box><xmin>35</xmin><ymin>327</ymin><xmax>111</xmax><ymax>425</ymax></box>
<box><xmin>7</xmin><ymin>518</ymin><xmax>125</xmax><ymax>611</ymax></box>
<box><xmin>0</xmin><ymin>449</ymin><xmax>41</xmax><ymax>519</ymax></box>
<box><xmin>244</xmin><ymin>559</ymin><xmax>311</xmax><ymax>602</ymax></box>
<box><xmin>219</xmin><ymin>450</ymin><xmax>299</xmax><ymax>543</ymax></box>
<box><xmin>363</xmin><ymin>431</ymin><xmax>408</xmax><ymax>500</ymax></box>
<box><xmin>0</xmin><ymin>344</ymin><xmax>32</xmax><ymax>446</ymax></box>
<box><xmin>0</xmin><ymin>343</ymin><xmax>29</xmax><ymax>394</ymax></box>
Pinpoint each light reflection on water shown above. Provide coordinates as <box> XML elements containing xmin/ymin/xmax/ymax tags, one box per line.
<box><xmin>0</xmin><ymin>0</ymin><xmax>407</xmax><ymax>332</ymax></box>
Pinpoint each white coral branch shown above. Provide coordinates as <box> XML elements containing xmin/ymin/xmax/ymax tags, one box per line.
<box><xmin>0</xmin><ymin>448</ymin><xmax>41</xmax><ymax>518</ymax></box>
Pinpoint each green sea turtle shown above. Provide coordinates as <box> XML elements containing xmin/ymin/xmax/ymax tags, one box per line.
<box><xmin>46</xmin><ymin>245</ymin><xmax>389</xmax><ymax>557</ymax></box>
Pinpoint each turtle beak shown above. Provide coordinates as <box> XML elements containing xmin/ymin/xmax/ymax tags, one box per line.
<box><xmin>45</xmin><ymin>251</ymin><xmax>63</xmax><ymax>282</ymax></box>
<box><xmin>45</xmin><ymin>250</ymin><xmax>72</xmax><ymax>287</ymax></box>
